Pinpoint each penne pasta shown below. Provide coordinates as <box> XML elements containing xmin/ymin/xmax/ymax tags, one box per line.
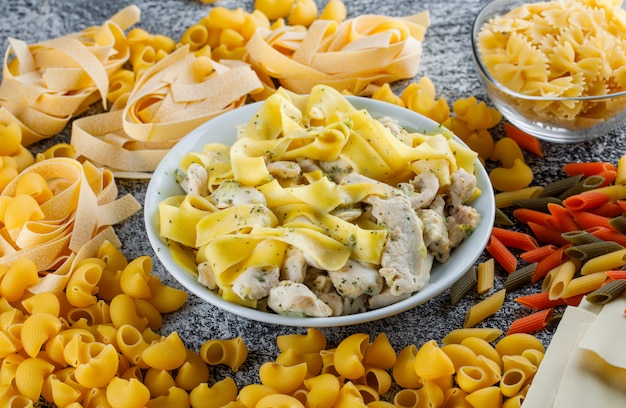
<box><xmin>477</xmin><ymin>258</ymin><xmax>496</xmax><ymax>294</ymax></box>
<box><xmin>450</xmin><ymin>266</ymin><xmax>478</xmax><ymax>305</ymax></box>
<box><xmin>494</xmin><ymin>186</ymin><xmax>543</xmax><ymax>209</ymax></box>
<box><xmin>563</xmin><ymin>190</ymin><xmax>611</xmax><ymax>211</ymax></box>
<box><xmin>491</xmin><ymin>227</ymin><xmax>539</xmax><ymax>251</ymax></box>
<box><xmin>561</xmin><ymin>230</ymin><xmax>604</xmax><ymax>245</ymax></box>
<box><xmin>580</xmin><ymin>248</ymin><xmax>626</xmax><ymax>275</ymax></box>
<box><xmin>606</xmin><ymin>270</ymin><xmax>626</xmax><ymax>281</ymax></box>
<box><xmin>587</xmin><ymin>226</ymin><xmax>626</xmax><ymax>247</ymax></box>
<box><xmin>514</xmin><ymin>291</ymin><xmax>566</xmax><ymax>311</ymax></box>
<box><xmin>616</xmin><ymin>152</ymin><xmax>626</xmax><ymax>185</ymax></box>
<box><xmin>503</xmin><ymin>123</ymin><xmax>543</xmax><ymax>158</ymax></box>
<box><xmin>609</xmin><ymin>215</ymin><xmax>626</xmax><ymax>234</ymax></box>
<box><xmin>562</xmin><ymin>161</ymin><xmax>617</xmax><ymax>178</ymax></box>
<box><xmin>512</xmin><ymin>196</ymin><xmax>562</xmax><ymax>213</ymax></box>
<box><xmin>546</xmin><ymin>203</ymin><xmax>579</xmax><ymax>232</ymax></box>
<box><xmin>464</xmin><ymin>289</ymin><xmax>507</xmax><ymax>328</ymax></box>
<box><xmin>531</xmin><ymin>246</ymin><xmax>570</xmax><ymax>283</ymax></box>
<box><xmin>561</xmin><ymin>272</ymin><xmax>608</xmax><ymax>299</ymax></box>
<box><xmin>545</xmin><ymin>260</ymin><xmax>578</xmax><ymax>300</ymax></box>
<box><xmin>537</xmin><ymin>174</ymin><xmax>583</xmax><ymax>198</ymax></box>
<box><xmin>506</xmin><ymin>308</ymin><xmax>553</xmax><ymax>335</ymax></box>
<box><xmin>520</xmin><ymin>245</ymin><xmax>558</xmax><ymax>263</ymax></box>
<box><xmin>512</xmin><ymin>208</ymin><xmax>552</xmax><ymax>227</ymax></box>
<box><xmin>504</xmin><ymin>263</ymin><xmax>537</xmax><ymax>292</ymax></box>
<box><xmin>585</xmin><ymin>279</ymin><xmax>626</xmax><ymax>305</ymax></box>
<box><xmin>486</xmin><ymin>236</ymin><xmax>517</xmax><ymax>274</ymax></box>
<box><xmin>441</xmin><ymin>328</ymin><xmax>503</xmax><ymax>345</ymax></box>
<box><xmin>526</xmin><ymin>222</ymin><xmax>571</xmax><ymax>247</ymax></box>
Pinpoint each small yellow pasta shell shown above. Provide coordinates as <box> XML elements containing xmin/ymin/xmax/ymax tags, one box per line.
<box><xmin>259</xmin><ymin>362</ymin><xmax>308</xmax><ymax>394</ymax></box>
<box><xmin>367</xmin><ymin>401</ymin><xmax>397</xmax><ymax>408</ymax></box>
<box><xmin>21</xmin><ymin>313</ymin><xmax>63</xmax><ymax>358</ymax></box>
<box><xmin>355</xmin><ymin>384</ymin><xmax>379</xmax><ymax>405</ymax></box>
<box><xmin>489</xmin><ymin>159</ymin><xmax>534</xmax><ymax>192</ymax></box>
<box><xmin>45</xmin><ymin>329</ymin><xmax>94</xmax><ymax>366</ymax></box>
<box><xmin>15</xmin><ymin>357</ymin><xmax>55</xmax><ymax>401</ymax></box>
<box><xmin>189</xmin><ymin>377</ymin><xmax>238</xmax><ymax>408</ymax></box>
<box><xmin>393</xmin><ymin>388</ymin><xmax>420</xmax><ymax>408</ymax></box>
<box><xmin>456</xmin><ymin>365</ymin><xmax>497</xmax><ymax>394</ymax></box>
<box><xmin>133</xmin><ymin>299</ymin><xmax>163</xmax><ymax>330</ymax></box>
<box><xmin>97</xmin><ymin>240</ymin><xmax>129</xmax><ymax>272</ymax></box>
<box><xmin>358</xmin><ymin>366</ymin><xmax>392</xmax><ymax>396</ymax></box>
<box><xmin>464</xmin><ymin>385</ymin><xmax>502</xmax><ymax>408</ymax></box>
<box><xmin>363</xmin><ymin>332</ymin><xmax>396</xmax><ymax>370</ymax></box>
<box><xmin>74</xmin><ymin>343</ymin><xmax>119</xmax><ymax>389</ymax></box>
<box><xmin>142</xmin><ymin>331</ymin><xmax>187</xmax><ymax>371</ymax></box>
<box><xmin>66</xmin><ymin>261</ymin><xmax>103</xmax><ymax>307</ymax></box>
<box><xmin>392</xmin><ymin>344</ymin><xmax>422</xmax><ymax>389</ymax></box>
<box><xmin>115</xmin><ymin>324</ymin><xmax>150</xmax><ymax>367</ymax></box>
<box><xmin>441</xmin><ymin>387</ymin><xmax>470</xmax><ymax>408</ymax></box>
<box><xmin>21</xmin><ymin>292</ymin><xmax>61</xmax><ymax>317</ymax></box>
<box><xmin>499</xmin><ymin>367</ymin><xmax>531</xmax><ymax>398</ymax></box>
<box><xmin>175</xmin><ymin>349</ymin><xmax>210</xmax><ymax>391</ymax></box>
<box><xmin>0</xmin><ymin>353</ymin><xmax>24</xmax><ymax>385</ymax></box>
<box><xmin>1</xmin><ymin>258</ymin><xmax>39</xmax><ymax>302</ymax></box>
<box><xmin>237</xmin><ymin>383</ymin><xmax>277</xmax><ymax>408</ymax></box>
<box><xmin>334</xmin><ymin>381</ymin><xmax>366</xmax><ymax>408</ymax></box>
<box><xmin>276</xmin><ymin>328</ymin><xmax>327</xmax><ymax>354</ymax></box>
<box><xmin>199</xmin><ymin>337</ymin><xmax>248</xmax><ymax>372</ymax></box>
<box><xmin>44</xmin><ymin>374</ymin><xmax>83</xmax><ymax>406</ymax></box>
<box><xmin>413</xmin><ymin>340</ymin><xmax>455</xmax><ymax>380</ymax></box>
<box><xmin>288</xmin><ymin>0</ymin><xmax>318</xmax><ymax>26</ymax></box>
<box><xmin>3</xmin><ymin>194</ymin><xmax>44</xmax><ymax>230</ymax></box>
<box><xmin>15</xmin><ymin>171</ymin><xmax>53</xmax><ymax>204</ymax></box>
<box><xmin>0</xmin><ymin>329</ymin><xmax>19</xmax><ymax>359</ymax></box>
<box><xmin>255</xmin><ymin>393</ymin><xmax>306</xmax><ymax>408</ymax></box>
<box><xmin>0</xmin><ymin>121</ymin><xmax>22</xmax><ymax>156</ymax></box>
<box><xmin>83</xmin><ymin>388</ymin><xmax>110</xmax><ymax>408</ymax></box>
<box><xmin>62</xmin><ymin>333</ymin><xmax>91</xmax><ymax>367</ymax></box>
<box><xmin>106</xmin><ymin>377</ymin><xmax>151</xmax><ymax>408</ymax></box>
<box><xmin>120</xmin><ymin>255</ymin><xmax>152</xmax><ymax>299</ymax></box>
<box><xmin>333</xmin><ymin>333</ymin><xmax>369</xmax><ymax>380</ymax></box>
<box><xmin>303</xmin><ymin>373</ymin><xmax>341</xmax><ymax>408</ymax></box>
<box><xmin>145</xmin><ymin>386</ymin><xmax>190</xmax><ymax>408</ymax></box>
<box><xmin>520</xmin><ymin>349</ymin><xmax>544</xmax><ymax>368</ymax></box>
<box><xmin>441</xmin><ymin>343</ymin><xmax>479</xmax><ymax>372</ymax></box>
<box><xmin>97</xmin><ymin>269</ymin><xmax>124</xmax><ymax>302</ymax></box>
<box><xmin>461</xmin><ymin>337</ymin><xmax>502</xmax><ymax>370</ymax></box>
<box><xmin>495</xmin><ymin>333</ymin><xmax>545</xmax><ymax>358</ymax></box>
<box><xmin>144</xmin><ymin>368</ymin><xmax>177</xmax><ymax>398</ymax></box>
<box><xmin>146</xmin><ymin>276</ymin><xmax>188</xmax><ymax>313</ymax></box>
<box><xmin>95</xmin><ymin>324</ymin><xmax>117</xmax><ymax>346</ymax></box>
<box><xmin>502</xmin><ymin>394</ymin><xmax>525</xmax><ymax>408</ymax></box>
<box><xmin>319</xmin><ymin>0</ymin><xmax>347</xmax><ymax>22</ymax></box>
<box><xmin>109</xmin><ymin>293</ymin><xmax>149</xmax><ymax>331</ymax></box>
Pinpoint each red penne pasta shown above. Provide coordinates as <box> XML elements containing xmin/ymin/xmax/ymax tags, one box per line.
<box><xmin>491</xmin><ymin>227</ymin><xmax>539</xmax><ymax>251</ymax></box>
<box><xmin>515</xmin><ymin>291</ymin><xmax>566</xmax><ymax>310</ymax></box>
<box><xmin>589</xmin><ymin>201</ymin><xmax>624</xmax><ymax>218</ymax></box>
<box><xmin>587</xmin><ymin>226</ymin><xmax>626</xmax><ymax>247</ymax></box>
<box><xmin>570</xmin><ymin>211</ymin><xmax>614</xmax><ymax>231</ymax></box>
<box><xmin>546</xmin><ymin>203</ymin><xmax>579</xmax><ymax>232</ymax></box>
<box><xmin>532</xmin><ymin>245</ymin><xmax>570</xmax><ymax>283</ymax></box>
<box><xmin>563</xmin><ymin>191</ymin><xmax>611</xmax><ymax>211</ymax></box>
<box><xmin>520</xmin><ymin>244</ymin><xmax>559</xmax><ymax>263</ymax></box>
<box><xmin>486</xmin><ymin>235</ymin><xmax>518</xmax><ymax>274</ymax></box>
<box><xmin>617</xmin><ymin>199</ymin><xmax>626</xmax><ymax>212</ymax></box>
<box><xmin>562</xmin><ymin>293</ymin><xmax>585</xmax><ymax>306</ymax></box>
<box><xmin>562</xmin><ymin>161</ymin><xmax>617</xmax><ymax>177</ymax></box>
<box><xmin>596</xmin><ymin>170</ymin><xmax>617</xmax><ymax>187</ymax></box>
<box><xmin>506</xmin><ymin>308</ymin><xmax>553</xmax><ymax>335</ymax></box>
<box><xmin>606</xmin><ymin>270</ymin><xmax>626</xmax><ymax>281</ymax></box>
<box><xmin>503</xmin><ymin>122</ymin><xmax>543</xmax><ymax>158</ymax></box>
<box><xmin>513</xmin><ymin>208</ymin><xmax>552</xmax><ymax>227</ymax></box>
<box><xmin>527</xmin><ymin>222</ymin><xmax>571</xmax><ymax>247</ymax></box>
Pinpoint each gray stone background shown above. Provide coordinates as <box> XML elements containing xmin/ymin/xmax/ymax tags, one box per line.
<box><xmin>0</xmin><ymin>0</ymin><xmax>623</xmax><ymax>405</ymax></box>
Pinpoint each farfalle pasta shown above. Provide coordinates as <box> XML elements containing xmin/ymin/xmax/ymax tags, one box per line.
<box><xmin>162</xmin><ymin>85</ymin><xmax>482</xmax><ymax>317</ymax></box>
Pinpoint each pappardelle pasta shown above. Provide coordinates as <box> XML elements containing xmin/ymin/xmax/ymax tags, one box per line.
<box><xmin>160</xmin><ymin>85</ymin><xmax>482</xmax><ymax>317</ymax></box>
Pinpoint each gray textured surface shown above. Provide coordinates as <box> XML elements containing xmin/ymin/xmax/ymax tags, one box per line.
<box><xmin>1</xmin><ymin>0</ymin><xmax>624</xmax><ymax>404</ymax></box>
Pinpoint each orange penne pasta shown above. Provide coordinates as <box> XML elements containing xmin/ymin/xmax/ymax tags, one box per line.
<box><xmin>562</xmin><ymin>293</ymin><xmax>585</xmax><ymax>306</ymax></box>
<box><xmin>506</xmin><ymin>308</ymin><xmax>553</xmax><ymax>335</ymax></box>
<box><xmin>515</xmin><ymin>291</ymin><xmax>566</xmax><ymax>310</ymax></box>
<box><xmin>546</xmin><ymin>203</ymin><xmax>579</xmax><ymax>233</ymax></box>
<box><xmin>606</xmin><ymin>270</ymin><xmax>626</xmax><ymax>281</ymax></box>
<box><xmin>527</xmin><ymin>222</ymin><xmax>571</xmax><ymax>247</ymax></box>
<box><xmin>589</xmin><ymin>201</ymin><xmax>624</xmax><ymax>218</ymax></box>
<box><xmin>618</xmin><ymin>199</ymin><xmax>626</xmax><ymax>211</ymax></box>
<box><xmin>563</xmin><ymin>191</ymin><xmax>611</xmax><ymax>211</ymax></box>
<box><xmin>596</xmin><ymin>170</ymin><xmax>617</xmax><ymax>187</ymax></box>
<box><xmin>486</xmin><ymin>235</ymin><xmax>517</xmax><ymax>273</ymax></box>
<box><xmin>503</xmin><ymin>122</ymin><xmax>543</xmax><ymax>157</ymax></box>
<box><xmin>587</xmin><ymin>226</ymin><xmax>626</xmax><ymax>247</ymax></box>
<box><xmin>490</xmin><ymin>227</ymin><xmax>539</xmax><ymax>251</ymax></box>
<box><xmin>520</xmin><ymin>244</ymin><xmax>559</xmax><ymax>263</ymax></box>
<box><xmin>562</xmin><ymin>161</ymin><xmax>617</xmax><ymax>177</ymax></box>
<box><xmin>570</xmin><ymin>211</ymin><xmax>614</xmax><ymax>231</ymax></box>
<box><xmin>531</xmin><ymin>245</ymin><xmax>570</xmax><ymax>283</ymax></box>
<box><xmin>512</xmin><ymin>208</ymin><xmax>552</xmax><ymax>227</ymax></box>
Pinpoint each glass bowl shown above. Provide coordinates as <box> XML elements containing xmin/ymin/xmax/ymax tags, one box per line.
<box><xmin>471</xmin><ymin>0</ymin><xmax>626</xmax><ymax>143</ymax></box>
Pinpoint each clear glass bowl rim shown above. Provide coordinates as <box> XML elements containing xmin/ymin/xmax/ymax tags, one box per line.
<box><xmin>470</xmin><ymin>0</ymin><xmax>626</xmax><ymax>102</ymax></box>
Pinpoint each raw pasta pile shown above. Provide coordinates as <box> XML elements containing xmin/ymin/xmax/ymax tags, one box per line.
<box><xmin>476</xmin><ymin>0</ymin><xmax>626</xmax><ymax>128</ymax></box>
<box><xmin>160</xmin><ymin>85</ymin><xmax>482</xmax><ymax>317</ymax></box>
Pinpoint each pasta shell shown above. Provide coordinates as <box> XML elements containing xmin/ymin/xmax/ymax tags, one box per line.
<box><xmin>461</xmin><ymin>337</ymin><xmax>502</xmax><ymax>370</ymax></box>
<box><xmin>0</xmin><ymin>258</ymin><xmax>39</xmax><ymax>302</ymax></box>
<box><xmin>499</xmin><ymin>367</ymin><xmax>529</xmax><ymax>398</ymax></box>
<box><xmin>276</xmin><ymin>327</ymin><xmax>327</xmax><ymax>354</ymax></box>
<box><xmin>521</xmin><ymin>349</ymin><xmax>544</xmax><ymax>368</ymax></box>
<box><xmin>334</xmin><ymin>381</ymin><xmax>366</xmax><ymax>408</ymax></box>
<box><xmin>175</xmin><ymin>349</ymin><xmax>210</xmax><ymax>391</ymax></box>
<box><xmin>74</xmin><ymin>343</ymin><xmax>119</xmax><ymax>388</ymax></box>
<box><xmin>0</xmin><ymin>122</ymin><xmax>22</xmax><ymax>156</ymax></box>
<box><xmin>413</xmin><ymin>340</ymin><xmax>455</xmax><ymax>380</ymax></box>
<box><xmin>3</xmin><ymin>194</ymin><xmax>44</xmax><ymax>230</ymax></box>
<box><xmin>115</xmin><ymin>324</ymin><xmax>150</xmax><ymax>367</ymax></box>
<box><xmin>393</xmin><ymin>388</ymin><xmax>420</xmax><ymax>408</ymax></box>
<box><xmin>120</xmin><ymin>255</ymin><xmax>152</xmax><ymax>299</ymax></box>
<box><xmin>441</xmin><ymin>343</ymin><xmax>479</xmax><ymax>371</ymax></box>
<box><xmin>0</xmin><ymin>327</ymin><xmax>20</xmax><ymax>358</ymax></box>
<box><xmin>0</xmin><ymin>353</ymin><xmax>25</xmax><ymax>385</ymax></box>
<box><xmin>132</xmin><ymin>299</ymin><xmax>163</xmax><ymax>330</ymax></box>
<box><xmin>144</xmin><ymin>368</ymin><xmax>177</xmax><ymax>397</ymax></box>
<box><xmin>495</xmin><ymin>333</ymin><xmax>545</xmax><ymax>357</ymax></box>
<box><xmin>441</xmin><ymin>387</ymin><xmax>471</xmax><ymax>408</ymax></box>
<box><xmin>15</xmin><ymin>357</ymin><xmax>55</xmax><ymax>401</ymax></box>
<box><xmin>203</xmin><ymin>336</ymin><xmax>248</xmax><ymax>372</ymax></box>
<box><xmin>465</xmin><ymin>386</ymin><xmax>502</xmax><ymax>408</ymax></box>
<box><xmin>97</xmin><ymin>239</ymin><xmax>129</xmax><ymax>272</ymax></box>
<box><xmin>21</xmin><ymin>292</ymin><xmax>61</xmax><ymax>316</ymax></box>
<box><xmin>363</xmin><ymin>332</ymin><xmax>396</xmax><ymax>370</ymax></box>
<box><xmin>189</xmin><ymin>377</ymin><xmax>238</xmax><ymax>408</ymax></box>
<box><xmin>146</xmin><ymin>276</ymin><xmax>188</xmax><ymax>313</ymax></box>
<box><xmin>42</xmin><ymin>375</ymin><xmax>82</xmax><ymax>407</ymax></box>
<box><xmin>109</xmin><ymin>293</ymin><xmax>149</xmax><ymax>331</ymax></box>
<box><xmin>255</xmin><ymin>393</ymin><xmax>306</xmax><ymax>408</ymax></box>
<box><xmin>21</xmin><ymin>313</ymin><xmax>63</xmax><ymax>358</ymax></box>
<box><xmin>141</xmin><ymin>331</ymin><xmax>187</xmax><ymax>371</ymax></box>
<box><xmin>145</xmin><ymin>386</ymin><xmax>190</xmax><ymax>408</ymax></box>
<box><xmin>333</xmin><ymin>333</ymin><xmax>369</xmax><ymax>380</ymax></box>
<box><xmin>303</xmin><ymin>373</ymin><xmax>341</xmax><ymax>408</ymax></box>
<box><xmin>359</xmin><ymin>366</ymin><xmax>392</xmax><ymax>396</ymax></box>
<box><xmin>392</xmin><ymin>344</ymin><xmax>422</xmax><ymax>389</ymax></box>
<box><xmin>237</xmin><ymin>384</ymin><xmax>277</xmax><ymax>408</ymax></box>
<box><xmin>15</xmin><ymin>171</ymin><xmax>53</xmax><ymax>204</ymax></box>
<box><xmin>105</xmin><ymin>377</ymin><xmax>151</xmax><ymax>408</ymax></box>
<box><xmin>259</xmin><ymin>362</ymin><xmax>308</xmax><ymax>394</ymax></box>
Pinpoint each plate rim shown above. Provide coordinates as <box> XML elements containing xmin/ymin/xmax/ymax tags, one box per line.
<box><xmin>144</xmin><ymin>96</ymin><xmax>495</xmax><ymax>327</ymax></box>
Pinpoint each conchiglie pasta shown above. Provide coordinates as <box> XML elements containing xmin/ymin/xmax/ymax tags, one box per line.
<box><xmin>358</xmin><ymin>366</ymin><xmax>392</xmax><ymax>396</ymax></box>
<box><xmin>15</xmin><ymin>357</ymin><xmax>56</xmax><ymax>401</ymax></box>
<box><xmin>199</xmin><ymin>336</ymin><xmax>247</xmax><ymax>372</ymax></box>
<box><xmin>21</xmin><ymin>292</ymin><xmax>61</xmax><ymax>316</ymax></box>
<box><xmin>276</xmin><ymin>328</ymin><xmax>327</xmax><ymax>354</ymax></box>
<box><xmin>189</xmin><ymin>377</ymin><xmax>238</xmax><ymax>408</ymax></box>
<box><xmin>74</xmin><ymin>343</ymin><xmax>119</xmax><ymax>388</ymax></box>
<box><xmin>333</xmin><ymin>381</ymin><xmax>367</xmax><ymax>408</ymax></box>
<box><xmin>392</xmin><ymin>344</ymin><xmax>422</xmax><ymax>389</ymax></box>
<box><xmin>109</xmin><ymin>293</ymin><xmax>149</xmax><ymax>331</ymax></box>
<box><xmin>413</xmin><ymin>340</ymin><xmax>455</xmax><ymax>380</ymax></box>
<box><xmin>236</xmin><ymin>383</ymin><xmax>277</xmax><ymax>408</ymax></box>
<box><xmin>255</xmin><ymin>393</ymin><xmax>306</xmax><ymax>408</ymax></box>
<box><xmin>1</xmin><ymin>258</ymin><xmax>39</xmax><ymax>302</ymax></box>
<box><xmin>14</xmin><ymin>171</ymin><xmax>53</xmax><ymax>204</ymax></box>
<box><xmin>20</xmin><ymin>312</ymin><xmax>63</xmax><ymax>357</ymax></box>
<box><xmin>115</xmin><ymin>324</ymin><xmax>150</xmax><ymax>367</ymax></box>
<box><xmin>464</xmin><ymin>385</ymin><xmax>502</xmax><ymax>408</ymax></box>
<box><xmin>42</xmin><ymin>374</ymin><xmax>82</xmax><ymax>406</ymax></box>
<box><xmin>106</xmin><ymin>377</ymin><xmax>151</xmax><ymax>408</ymax></box>
<box><xmin>495</xmin><ymin>333</ymin><xmax>544</xmax><ymax>358</ymax></box>
<box><xmin>141</xmin><ymin>331</ymin><xmax>187</xmax><ymax>371</ymax></box>
<box><xmin>144</xmin><ymin>368</ymin><xmax>177</xmax><ymax>398</ymax></box>
<box><xmin>259</xmin><ymin>362</ymin><xmax>308</xmax><ymax>394</ymax></box>
<box><xmin>175</xmin><ymin>349</ymin><xmax>210</xmax><ymax>391</ymax></box>
<box><xmin>333</xmin><ymin>333</ymin><xmax>369</xmax><ymax>380</ymax></box>
<box><xmin>65</xmin><ymin>261</ymin><xmax>103</xmax><ymax>307</ymax></box>
<box><xmin>146</xmin><ymin>276</ymin><xmax>188</xmax><ymax>313</ymax></box>
<box><xmin>145</xmin><ymin>386</ymin><xmax>191</xmax><ymax>408</ymax></box>
<box><xmin>363</xmin><ymin>332</ymin><xmax>396</xmax><ymax>370</ymax></box>
<box><xmin>303</xmin><ymin>373</ymin><xmax>341</xmax><ymax>408</ymax></box>
<box><xmin>441</xmin><ymin>343</ymin><xmax>479</xmax><ymax>372</ymax></box>
<box><xmin>461</xmin><ymin>337</ymin><xmax>502</xmax><ymax>370</ymax></box>
<box><xmin>120</xmin><ymin>255</ymin><xmax>152</xmax><ymax>299</ymax></box>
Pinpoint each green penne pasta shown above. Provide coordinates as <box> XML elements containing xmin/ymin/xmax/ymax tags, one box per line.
<box><xmin>512</xmin><ymin>197</ymin><xmax>562</xmax><ymax>213</ymax></box>
<box><xmin>558</xmin><ymin>175</ymin><xmax>606</xmax><ymax>200</ymax></box>
<box><xmin>565</xmin><ymin>241</ymin><xmax>625</xmax><ymax>261</ymax></box>
<box><xmin>609</xmin><ymin>215</ymin><xmax>626</xmax><ymax>235</ymax></box>
<box><xmin>561</xmin><ymin>230</ymin><xmax>604</xmax><ymax>245</ymax></box>
<box><xmin>538</xmin><ymin>174</ymin><xmax>583</xmax><ymax>198</ymax></box>
<box><xmin>450</xmin><ymin>265</ymin><xmax>477</xmax><ymax>305</ymax></box>
<box><xmin>504</xmin><ymin>262</ymin><xmax>537</xmax><ymax>291</ymax></box>
<box><xmin>494</xmin><ymin>208</ymin><xmax>515</xmax><ymax>227</ymax></box>
<box><xmin>585</xmin><ymin>279</ymin><xmax>626</xmax><ymax>305</ymax></box>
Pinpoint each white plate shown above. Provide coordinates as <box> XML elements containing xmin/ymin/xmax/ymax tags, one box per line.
<box><xmin>144</xmin><ymin>96</ymin><xmax>495</xmax><ymax>327</ymax></box>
